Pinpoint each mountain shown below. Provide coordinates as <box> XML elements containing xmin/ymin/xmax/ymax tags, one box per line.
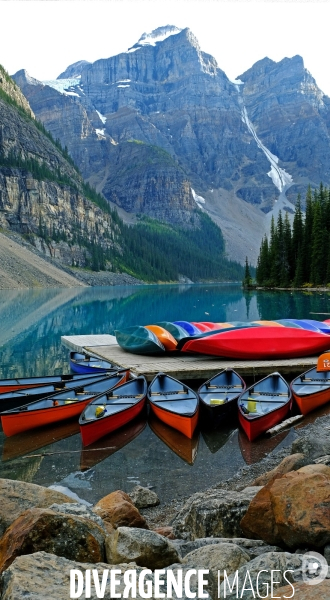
<box><xmin>13</xmin><ymin>26</ymin><xmax>330</xmax><ymax>264</ymax></box>
<box><xmin>0</xmin><ymin>64</ymin><xmax>120</xmax><ymax>270</ymax></box>
<box><xmin>0</xmin><ymin>63</ymin><xmax>242</xmax><ymax>285</ymax></box>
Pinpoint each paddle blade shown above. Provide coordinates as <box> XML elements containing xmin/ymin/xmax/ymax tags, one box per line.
<box><xmin>316</xmin><ymin>351</ymin><xmax>330</xmax><ymax>371</ymax></box>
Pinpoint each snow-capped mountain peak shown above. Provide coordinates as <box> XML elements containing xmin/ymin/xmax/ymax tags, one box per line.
<box><xmin>130</xmin><ymin>25</ymin><xmax>182</xmax><ymax>50</ymax></box>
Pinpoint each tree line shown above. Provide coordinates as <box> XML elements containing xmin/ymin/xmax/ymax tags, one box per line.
<box><xmin>256</xmin><ymin>183</ymin><xmax>330</xmax><ymax>287</ymax></box>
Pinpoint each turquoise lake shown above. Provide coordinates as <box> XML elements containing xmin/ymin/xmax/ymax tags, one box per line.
<box><xmin>0</xmin><ymin>283</ymin><xmax>329</xmax><ymax>504</ymax></box>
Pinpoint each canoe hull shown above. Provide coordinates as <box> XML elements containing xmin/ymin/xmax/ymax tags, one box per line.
<box><xmin>115</xmin><ymin>327</ymin><xmax>165</xmax><ymax>355</ymax></box>
<box><xmin>200</xmin><ymin>400</ymin><xmax>237</xmax><ymax>426</ymax></box>
<box><xmin>70</xmin><ymin>362</ymin><xmax>110</xmax><ymax>375</ymax></box>
<box><xmin>1</xmin><ymin>399</ymin><xmax>92</xmax><ymax>437</ymax></box>
<box><xmin>238</xmin><ymin>401</ymin><xmax>291</xmax><ymax>442</ymax></box>
<box><xmin>80</xmin><ymin>397</ymin><xmax>146</xmax><ymax>447</ymax></box>
<box><xmin>198</xmin><ymin>369</ymin><xmax>245</xmax><ymax>427</ymax></box>
<box><xmin>70</xmin><ymin>352</ymin><xmax>115</xmax><ymax>374</ymax></box>
<box><xmin>238</xmin><ymin>372</ymin><xmax>292</xmax><ymax>442</ymax></box>
<box><xmin>181</xmin><ymin>327</ymin><xmax>330</xmax><ymax>359</ymax></box>
<box><xmin>291</xmin><ymin>366</ymin><xmax>330</xmax><ymax>415</ymax></box>
<box><xmin>149</xmin><ymin>403</ymin><xmax>199</xmax><ymax>439</ymax></box>
<box><xmin>292</xmin><ymin>387</ymin><xmax>330</xmax><ymax>415</ymax></box>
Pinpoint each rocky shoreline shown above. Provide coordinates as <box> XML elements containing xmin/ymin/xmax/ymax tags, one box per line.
<box><xmin>0</xmin><ymin>413</ymin><xmax>328</xmax><ymax>598</ymax></box>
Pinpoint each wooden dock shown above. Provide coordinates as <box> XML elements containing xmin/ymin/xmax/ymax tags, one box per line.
<box><xmin>61</xmin><ymin>334</ymin><xmax>319</xmax><ymax>381</ymax></box>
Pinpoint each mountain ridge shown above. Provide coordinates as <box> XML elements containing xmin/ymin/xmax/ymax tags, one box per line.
<box><xmin>12</xmin><ymin>25</ymin><xmax>330</xmax><ymax>264</ymax></box>
<box><xmin>1</xmin><ymin>63</ymin><xmax>243</xmax><ymax>285</ymax></box>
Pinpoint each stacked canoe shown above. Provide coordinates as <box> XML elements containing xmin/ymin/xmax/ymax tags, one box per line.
<box><xmin>114</xmin><ymin>318</ymin><xmax>330</xmax><ymax>360</ymax></box>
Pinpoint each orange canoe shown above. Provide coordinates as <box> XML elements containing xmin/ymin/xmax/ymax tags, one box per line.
<box><xmin>147</xmin><ymin>373</ymin><xmax>199</xmax><ymax>439</ymax></box>
<box><xmin>145</xmin><ymin>325</ymin><xmax>177</xmax><ymax>351</ymax></box>
<box><xmin>291</xmin><ymin>357</ymin><xmax>330</xmax><ymax>415</ymax></box>
<box><xmin>1</xmin><ymin>373</ymin><xmax>127</xmax><ymax>437</ymax></box>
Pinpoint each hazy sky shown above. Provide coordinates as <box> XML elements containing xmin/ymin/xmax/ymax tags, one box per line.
<box><xmin>1</xmin><ymin>0</ymin><xmax>330</xmax><ymax>94</ymax></box>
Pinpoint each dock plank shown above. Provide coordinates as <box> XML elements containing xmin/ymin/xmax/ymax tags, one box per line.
<box><xmin>61</xmin><ymin>334</ymin><xmax>319</xmax><ymax>381</ymax></box>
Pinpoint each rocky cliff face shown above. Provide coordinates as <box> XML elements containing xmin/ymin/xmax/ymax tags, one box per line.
<box><xmin>0</xmin><ymin>72</ymin><xmax>120</xmax><ymax>269</ymax></box>
<box><xmin>238</xmin><ymin>55</ymin><xmax>330</xmax><ymax>204</ymax></box>
<box><xmin>102</xmin><ymin>141</ymin><xmax>197</xmax><ymax>226</ymax></box>
<box><xmin>12</xmin><ymin>25</ymin><xmax>330</xmax><ymax>263</ymax></box>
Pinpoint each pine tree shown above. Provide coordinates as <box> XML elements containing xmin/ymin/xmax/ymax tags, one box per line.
<box><xmin>302</xmin><ymin>186</ymin><xmax>313</xmax><ymax>282</ymax></box>
<box><xmin>243</xmin><ymin>256</ymin><xmax>252</xmax><ymax>287</ymax></box>
<box><xmin>291</xmin><ymin>195</ymin><xmax>304</xmax><ymax>280</ymax></box>
<box><xmin>310</xmin><ymin>201</ymin><xmax>325</xmax><ymax>285</ymax></box>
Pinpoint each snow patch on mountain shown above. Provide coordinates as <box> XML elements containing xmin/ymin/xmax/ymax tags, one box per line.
<box><xmin>241</xmin><ymin>106</ymin><xmax>293</xmax><ymax>193</ymax></box>
<box><xmin>43</xmin><ymin>78</ymin><xmax>81</xmax><ymax>97</ymax></box>
<box><xmin>192</xmin><ymin>189</ymin><xmax>206</xmax><ymax>205</ymax></box>
<box><xmin>126</xmin><ymin>26</ymin><xmax>182</xmax><ymax>53</ymax></box>
<box><xmin>136</xmin><ymin>25</ymin><xmax>182</xmax><ymax>47</ymax></box>
<box><xmin>96</xmin><ymin>110</ymin><xmax>107</xmax><ymax>124</ymax></box>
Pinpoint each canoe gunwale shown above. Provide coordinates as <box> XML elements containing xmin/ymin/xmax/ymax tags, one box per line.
<box><xmin>147</xmin><ymin>373</ymin><xmax>199</xmax><ymax>418</ymax></box>
<box><xmin>198</xmin><ymin>368</ymin><xmax>246</xmax><ymax>410</ymax></box>
<box><xmin>79</xmin><ymin>377</ymin><xmax>148</xmax><ymax>426</ymax></box>
<box><xmin>0</xmin><ymin>373</ymin><xmax>127</xmax><ymax>416</ymax></box>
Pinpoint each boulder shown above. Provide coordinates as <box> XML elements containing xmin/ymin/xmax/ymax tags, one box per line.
<box><xmin>0</xmin><ymin>478</ymin><xmax>74</xmax><ymax>536</ymax></box>
<box><xmin>182</xmin><ymin>543</ymin><xmax>250</xmax><ymax>584</ymax></box>
<box><xmin>219</xmin><ymin>552</ymin><xmax>303</xmax><ymax>600</ymax></box>
<box><xmin>291</xmin><ymin>426</ymin><xmax>330</xmax><ymax>461</ymax></box>
<box><xmin>241</xmin><ymin>464</ymin><xmax>330</xmax><ymax>548</ymax></box>
<box><xmin>0</xmin><ymin>552</ymin><xmax>140</xmax><ymax>600</ymax></box>
<box><xmin>270</xmin><ymin>464</ymin><xmax>330</xmax><ymax>548</ymax></box>
<box><xmin>0</xmin><ymin>507</ymin><xmax>106</xmax><ymax>573</ymax></box>
<box><xmin>129</xmin><ymin>485</ymin><xmax>160</xmax><ymax>508</ymax></box>
<box><xmin>49</xmin><ymin>502</ymin><xmax>109</xmax><ymax>533</ymax></box>
<box><xmin>0</xmin><ymin>552</ymin><xmax>211</xmax><ymax>600</ymax></box>
<box><xmin>251</xmin><ymin>453</ymin><xmax>307</xmax><ymax>486</ymax></box>
<box><xmin>106</xmin><ymin>526</ymin><xmax>180</xmax><ymax>569</ymax></box>
<box><xmin>172</xmin><ymin>487</ymin><xmax>260</xmax><ymax>540</ymax></box>
<box><xmin>93</xmin><ymin>490</ymin><xmax>148</xmax><ymax>529</ymax></box>
<box><xmin>163</xmin><ymin>564</ymin><xmax>213</xmax><ymax>600</ymax></box>
<box><xmin>240</xmin><ymin>477</ymin><xmax>282</xmax><ymax>545</ymax></box>
<box><xmin>153</xmin><ymin>526</ymin><xmax>176</xmax><ymax>539</ymax></box>
<box><xmin>172</xmin><ymin>537</ymin><xmax>282</xmax><ymax>560</ymax></box>
<box><xmin>265</xmin><ymin>580</ymin><xmax>330</xmax><ymax>599</ymax></box>
<box><xmin>325</xmin><ymin>543</ymin><xmax>330</xmax><ymax>565</ymax></box>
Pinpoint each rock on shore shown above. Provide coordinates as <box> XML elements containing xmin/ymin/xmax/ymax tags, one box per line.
<box><xmin>0</xmin><ymin>411</ymin><xmax>329</xmax><ymax>598</ymax></box>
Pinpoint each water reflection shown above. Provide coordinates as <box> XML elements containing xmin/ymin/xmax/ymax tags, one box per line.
<box><xmin>149</xmin><ymin>414</ymin><xmax>200</xmax><ymax>465</ymax></box>
<box><xmin>80</xmin><ymin>415</ymin><xmax>147</xmax><ymax>472</ymax></box>
<box><xmin>2</xmin><ymin>419</ymin><xmax>80</xmax><ymax>462</ymax></box>
<box><xmin>201</xmin><ymin>424</ymin><xmax>237</xmax><ymax>454</ymax></box>
<box><xmin>1</xmin><ymin>284</ymin><xmax>330</xmax><ymax>381</ymax></box>
<box><xmin>238</xmin><ymin>428</ymin><xmax>290</xmax><ymax>465</ymax></box>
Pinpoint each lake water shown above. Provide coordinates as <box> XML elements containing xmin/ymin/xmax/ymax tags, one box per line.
<box><xmin>0</xmin><ymin>283</ymin><xmax>329</xmax><ymax>505</ymax></box>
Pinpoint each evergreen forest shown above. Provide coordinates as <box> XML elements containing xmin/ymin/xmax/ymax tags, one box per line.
<box><xmin>256</xmin><ymin>184</ymin><xmax>330</xmax><ymax>287</ymax></box>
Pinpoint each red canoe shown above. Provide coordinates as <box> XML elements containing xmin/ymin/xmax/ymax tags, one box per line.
<box><xmin>79</xmin><ymin>377</ymin><xmax>147</xmax><ymax>447</ymax></box>
<box><xmin>238</xmin><ymin>372</ymin><xmax>292</xmax><ymax>441</ymax></box>
<box><xmin>1</xmin><ymin>373</ymin><xmax>127</xmax><ymax>437</ymax></box>
<box><xmin>179</xmin><ymin>326</ymin><xmax>330</xmax><ymax>359</ymax></box>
